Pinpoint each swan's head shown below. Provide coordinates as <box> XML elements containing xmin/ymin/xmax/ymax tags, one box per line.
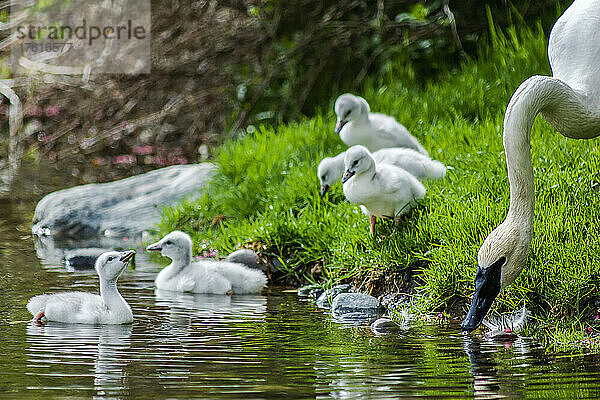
<box><xmin>334</xmin><ymin>93</ymin><xmax>370</xmax><ymax>133</ymax></box>
<box><xmin>462</xmin><ymin>221</ymin><xmax>531</xmax><ymax>332</ymax></box>
<box><xmin>317</xmin><ymin>154</ymin><xmax>345</xmax><ymax>197</ymax></box>
<box><xmin>146</xmin><ymin>231</ymin><xmax>193</xmax><ymax>263</ymax></box>
<box><xmin>95</xmin><ymin>250</ymin><xmax>135</xmax><ymax>281</ymax></box>
<box><xmin>342</xmin><ymin>145</ymin><xmax>374</xmax><ymax>183</ymax></box>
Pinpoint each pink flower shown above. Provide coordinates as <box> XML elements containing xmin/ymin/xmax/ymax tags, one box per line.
<box><xmin>154</xmin><ymin>156</ymin><xmax>168</xmax><ymax>166</ymax></box>
<box><xmin>437</xmin><ymin>312</ymin><xmax>443</xmax><ymax>319</ymax></box>
<box><xmin>45</xmin><ymin>106</ymin><xmax>61</xmax><ymax>117</ymax></box>
<box><xmin>586</xmin><ymin>327</ymin><xmax>593</xmax><ymax>334</ymax></box>
<box><xmin>132</xmin><ymin>145</ymin><xmax>153</xmax><ymax>155</ymax></box>
<box><xmin>112</xmin><ymin>154</ymin><xmax>136</xmax><ymax>165</ymax></box>
<box><xmin>203</xmin><ymin>249</ymin><xmax>219</xmax><ymax>258</ymax></box>
<box><xmin>505</xmin><ymin>327</ymin><xmax>512</xmax><ymax>333</ymax></box>
<box><xmin>120</xmin><ymin>121</ymin><xmax>128</xmax><ymax>129</ymax></box>
<box><xmin>594</xmin><ymin>314</ymin><xmax>599</xmax><ymax>321</ymax></box>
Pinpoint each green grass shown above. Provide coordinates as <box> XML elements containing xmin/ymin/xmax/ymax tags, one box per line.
<box><xmin>157</xmin><ymin>21</ymin><xmax>600</xmax><ymax>352</ymax></box>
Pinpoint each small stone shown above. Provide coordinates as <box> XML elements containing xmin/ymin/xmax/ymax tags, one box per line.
<box><xmin>371</xmin><ymin>317</ymin><xmax>405</xmax><ymax>335</ymax></box>
<box><xmin>331</xmin><ymin>293</ymin><xmax>383</xmax><ymax>324</ymax></box>
<box><xmin>297</xmin><ymin>284</ymin><xmax>319</xmax><ymax>297</ymax></box>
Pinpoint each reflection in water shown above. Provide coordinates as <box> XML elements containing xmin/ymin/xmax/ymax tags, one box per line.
<box><xmin>8</xmin><ymin>163</ymin><xmax>600</xmax><ymax>398</ymax></box>
<box><xmin>26</xmin><ymin>323</ymin><xmax>132</xmax><ymax>398</ymax></box>
<box><xmin>33</xmin><ymin>234</ymin><xmax>139</xmax><ymax>269</ymax></box>
<box><xmin>152</xmin><ymin>289</ymin><xmax>267</xmax><ymax>345</ymax></box>
<box><xmin>462</xmin><ymin>334</ymin><xmax>542</xmax><ymax>399</ymax></box>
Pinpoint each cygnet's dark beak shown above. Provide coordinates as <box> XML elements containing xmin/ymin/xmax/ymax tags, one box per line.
<box><xmin>146</xmin><ymin>242</ymin><xmax>162</xmax><ymax>252</ymax></box>
<box><xmin>341</xmin><ymin>169</ymin><xmax>355</xmax><ymax>184</ymax></box>
<box><xmin>461</xmin><ymin>258</ymin><xmax>504</xmax><ymax>332</ymax></box>
<box><xmin>120</xmin><ymin>250</ymin><xmax>136</xmax><ymax>263</ymax></box>
<box><xmin>320</xmin><ymin>184</ymin><xmax>329</xmax><ymax>197</ymax></box>
<box><xmin>335</xmin><ymin>119</ymin><xmax>348</xmax><ymax>134</ymax></box>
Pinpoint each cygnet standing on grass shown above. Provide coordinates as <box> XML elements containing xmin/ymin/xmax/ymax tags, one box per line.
<box><xmin>27</xmin><ymin>250</ymin><xmax>135</xmax><ymax>325</ymax></box>
<box><xmin>341</xmin><ymin>145</ymin><xmax>426</xmax><ymax>234</ymax></box>
<box><xmin>334</xmin><ymin>93</ymin><xmax>428</xmax><ymax>155</ymax></box>
<box><xmin>318</xmin><ymin>146</ymin><xmax>446</xmax><ymax>196</ymax></box>
<box><xmin>146</xmin><ymin>231</ymin><xmax>266</xmax><ymax>294</ymax></box>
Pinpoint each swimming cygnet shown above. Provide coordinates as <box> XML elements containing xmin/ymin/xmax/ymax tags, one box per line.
<box><xmin>27</xmin><ymin>250</ymin><xmax>135</xmax><ymax>325</ymax></box>
<box><xmin>146</xmin><ymin>231</ymin><xmax>267</xmax><ymax>294</ymax></box>
<box><xmin>334</xmin><ymin>93</ymin><xmax>428</xmax><ymax>155</ymax></box>
<box><xmin>318</xmin><ymin>146</ymin><xmax>446</xmax><ymax>196</ymax></box>
<box><xmin>341</xmin><ymin>145</ymin><xmax>426</xmax><ymax>234</ymax></box>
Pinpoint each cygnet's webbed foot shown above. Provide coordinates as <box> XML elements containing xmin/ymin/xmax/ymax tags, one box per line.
<box><xmin>33</xmin><ymin>309</ymin><xmax>46</xmax><ymax>326</ymax></box>
<box><xmin>226</xmin><ymin>289</ymin><xmax>234</xmax><ymax>296</ymax></box>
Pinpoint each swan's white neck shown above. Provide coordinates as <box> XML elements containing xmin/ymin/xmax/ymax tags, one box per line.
<box><xmin>173</xmin><ymin>251</ymin><xmax>192</xmax><ymax>270</ymax></box>
<box><xmin>99</xmin><ymin>278</ymin><xmax>131</xmax><ymax>317</ymax></box>
<box><xmin>158</xmin><ymin>251</ymin><xmax>192</xmax><ymax>281</ymax></box>
<box><xmin>496</xmin><ymin>74</ymin><xmax>600</xmax><ymax>288</ymax></box>
<box><xmin>504</xmin><ymin>75</ymin><xmax>599</xmax><ymax>227</ymax></box>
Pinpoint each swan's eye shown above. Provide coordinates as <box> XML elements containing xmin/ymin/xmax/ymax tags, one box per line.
<box><xmin>353</xmin><ymin>160</ymin><xmax>358</xmax><ymax>166</ymax></box>
<box><xmin>164</xmin><ymin>240</ymin><xmax>173</xmax><ymax>245</ymax></box>
<box><xmin>108</xmin><ymin>256</ymin><xmax>115</xmax><ymax>261</ymax></box>
<box><xmin>344</xmin><ymin>110</ymin><xmax>351</xmax><ymax>118</ymax></box>
<box><xmin>321</xmin><ymin>175</ymin><xmax>327</xmax><ymax>181</ymax></box>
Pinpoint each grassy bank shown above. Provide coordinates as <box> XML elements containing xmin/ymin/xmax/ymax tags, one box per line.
<box><xmin>158</xmin><ymin>22</ymin><xmax>600</xmax><ymax>352</ymax></box>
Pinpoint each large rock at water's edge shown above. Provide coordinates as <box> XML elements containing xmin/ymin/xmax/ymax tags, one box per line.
<box><xmin>32</xmin><ymin>164</ymin><xmax>215</xmax><ymax>240</ymax></box>
<box><xmin>316</xmin><ymin>284</ymin><xmax>353</xmax><ymax>309</ymax></box>
<box><xmin>331</xmin><ymin>293</ymin><xmax>384</xmax><ymax>324</ymax></box>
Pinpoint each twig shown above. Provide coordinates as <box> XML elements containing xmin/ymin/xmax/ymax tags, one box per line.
<box><xmin>0</xmin><ymin>80</ymin><xmax>23</xmax><ymax>185</ymax></box>
<box><xmin>443</xmin><ymin>0</ymin><xmax>466</xmax><ymax>58</ymax></box>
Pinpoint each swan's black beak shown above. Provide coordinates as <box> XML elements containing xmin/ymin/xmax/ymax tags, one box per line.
<box><xmin>335</xmin><ymin>119</ymin><xmax>348</xmax><ymax>134</ymax></box>
<box><xmin>120</xmin><ymin>250</ymin><xmax>136</xmax><ymax>263</ymax></box>
<box><xmin>461</xmin><ymin>258</ymin><xmax>504</xmax><ymax>332</ymax></box>
<box><xmin>146</xmin><ymin>242</ymin><xmax>162</xmax><ymax>252</ymax></box>
<box><xmin>341</xmin><ymin>169</ymin><xmax>355</xmax><ymax>184</ymax></box>
<box><xmin>320</xmin><ymin>184</ymin><xmax>329</xmax><ymax>197</ymax></box>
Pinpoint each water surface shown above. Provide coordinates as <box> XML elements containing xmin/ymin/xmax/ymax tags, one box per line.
<box><xmin>2</xmin><ymin>167</ymin><xmax>600</xmax><ymax>399</ymax></box>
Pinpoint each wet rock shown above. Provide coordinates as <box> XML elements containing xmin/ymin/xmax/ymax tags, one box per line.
<box><xmin>331</xmin><ymin>293</ymin><xmax>383</xmax><ymax>323</ymax></box>
<box><xmin>297</xmin><ymin>284</ymin><xmax>321</xmax><ymax>297</ymax></box>
<box><xmin>225</xmin><ymin>249</ymin><xmax>260</xmax><ymax>268</ymax></box>
<box><xmin>297</xmin><ymin>285</ymin><xmax>324</xmax><ymax>300</ymax></box>
<box><xmin>316</xmin><ymin>284</ymin><xmax>352</xmax><ymax>309</ymax></box>
<box><xmin>371</xmin><ymin>317</ymin><xmax>407</xmax><ymax>335</ymax></box>
<box><xmin>32</xmin><ymin>164</ymin><xmax>215</xmax><ymax>240</ymax></box>
<box><xmin>64</xmin><ymin>248</ymin><xmax>108</xmax><ymax>270</ymax></box>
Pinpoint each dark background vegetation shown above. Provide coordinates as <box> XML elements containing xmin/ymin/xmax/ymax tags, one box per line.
<box><xmin>3</xmin><ymin>0</ymin><xmax>563</xmax><ymax>183</ymax></box>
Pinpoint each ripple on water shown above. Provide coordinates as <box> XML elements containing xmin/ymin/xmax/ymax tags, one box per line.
<box><xmin>3</xmin><ymin>232</ymin><xmax>600</xmax><ymax>398</ymax></box>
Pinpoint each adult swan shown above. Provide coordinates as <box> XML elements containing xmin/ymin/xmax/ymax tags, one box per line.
<box><xmin>462</xmin><ymin>0</ymin><xmax>600</xmax><ymax>332</ymax></box>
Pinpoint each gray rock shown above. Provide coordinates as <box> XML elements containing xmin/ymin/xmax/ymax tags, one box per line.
<box><xmin>225</xmin><ymin>249</ymin><xmax>260</xmax><ymax>268</ymax></box>
<box><xmin>331</xmin><ymin>293</ymin><xmax>383</xmax><ymax>324</ymax></box>
<box><xmin>316</xmin><ymin>284</ymin><xmax>352</xmax><ymax>309</ymax></box>
<box><xmin>32</xmin><ymin>164</ymin><xmax>215</xmax><ymax>240</ymax></box>
<box><xmin>371</xmin><ymin>317</ymin><xmax>408</xmax><ymax>335</ymax></box>
<box><xmin>298</xmin><ymin>285</ymin><xmax>324</xmax><ymax>299</ymax></box>
<box><xmin>64</xmin><ymin>248</ymin><xmax>108</xmax><ymax>270</ymax></box>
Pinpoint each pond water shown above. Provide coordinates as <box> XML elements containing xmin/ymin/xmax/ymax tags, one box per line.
<box><xmin>2</xmin><ymin>167</ymin><xmax>600</xmax><ymax>399</ymax></box>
